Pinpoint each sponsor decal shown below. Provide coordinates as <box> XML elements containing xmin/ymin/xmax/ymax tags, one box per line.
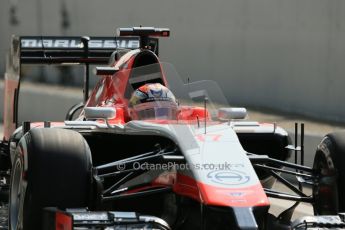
<box><xmin>207</xmin><ymin>169</ymin><xmax>250</xmax><ymax>186</ymax></box>
<box><xmin>229</xmin><ymin>192</ymin><xmax>245</xmax><ymax>197</ymax></box>
<box><xmin>21</xmin><ymin>38</ymin><xmax>140</xmax><ymax>49</ymax></box>
<box><xmin>73</xmin><ymin>212</ymin><xmax>109</xmax><ymax>221</ymax></box>
<box><xmin>150</xmin><ymin>88</ymin><xmax>163</xmax><ymax>97</ymax></box>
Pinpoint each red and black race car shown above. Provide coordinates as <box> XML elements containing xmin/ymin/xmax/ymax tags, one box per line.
<box><xmin>2</xmin><ymin>27</ymin><xmax>345</xmax><ymax>230</ymax></box>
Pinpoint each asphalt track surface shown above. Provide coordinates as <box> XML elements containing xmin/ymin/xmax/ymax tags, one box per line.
<box><xmin>0</xmin><ymin>109</ymin><xmax>343</xmax><ymax>228</ymax></box>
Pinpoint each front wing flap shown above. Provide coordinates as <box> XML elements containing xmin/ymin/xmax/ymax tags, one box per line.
<box><xmin>42</xmin><ymin>207</ymin><xmax>171</xmax><ymax>230</ymax></box>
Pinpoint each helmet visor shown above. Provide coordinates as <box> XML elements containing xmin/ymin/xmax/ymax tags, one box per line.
<box><xmin>132</xmin><ymin>101</ymin><xmax>178</xmax><ymax>120</ymax></box>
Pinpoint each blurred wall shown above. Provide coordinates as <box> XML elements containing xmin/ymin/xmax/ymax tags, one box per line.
<box><xmin>1</xmin><ymin>0</ymin><xmax>345</xmax><ymax>122</ymax></box>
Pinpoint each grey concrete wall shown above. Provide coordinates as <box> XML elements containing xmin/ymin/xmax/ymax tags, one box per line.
<box><xmin>1</xmin><ymin>0</ymin><xmax>345</xmax><ymax>122</ymax></box>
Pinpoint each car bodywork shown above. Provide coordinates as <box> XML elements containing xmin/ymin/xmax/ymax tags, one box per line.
<box><xmin>2</xmin><ymin>27</ymin><xmax>345</xmax><ymax>230</ymax></box>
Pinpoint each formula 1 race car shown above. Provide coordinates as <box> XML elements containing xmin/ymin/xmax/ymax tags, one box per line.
<box><xmin>2</xmin><ymin>27</ymin><xmax>345</xmax><ymax>230</ymax></box>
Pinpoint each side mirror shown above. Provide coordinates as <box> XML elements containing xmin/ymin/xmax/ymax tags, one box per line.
<box><xmin>84</xmin><ymin>107</ymin><xmax>116</xmax><ymax>120</ymax></box>
<box><xmin>218</xmin><ymin>107</ymin><xmax>247</xmax><ymax>120</ymax></box>
<box><xmin>95</xmin><ymin>66</ymin><xmax>119</xmax><ymax>75</ymax></box>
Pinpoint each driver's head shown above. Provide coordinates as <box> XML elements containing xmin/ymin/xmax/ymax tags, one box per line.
<box><xmin>129</xmin><ymin>83</ymin><xmax>178</xmax><ymax>120</ymax></box>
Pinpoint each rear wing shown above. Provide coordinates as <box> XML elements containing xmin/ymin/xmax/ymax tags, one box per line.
<box><xmin>20</xmin><ymin>36</ymin><xmax>141</xmax><ymax>64</ymax></box>
<box><xmin>3</xmin><ymin>35</ymin><xmax>159</xmax><ymax>140</ymax></box>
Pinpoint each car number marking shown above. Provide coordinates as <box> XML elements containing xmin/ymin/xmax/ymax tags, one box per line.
<box><xmin>195</xmin><ymin>134</ymin><xmax>222</xmax><ymax>142</ymax></box>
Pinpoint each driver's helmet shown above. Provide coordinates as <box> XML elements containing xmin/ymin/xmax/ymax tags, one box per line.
<box><xmin>129</xmin><ymin>83</ymin><xmax>178</xmax><ymax>120</ymax></box>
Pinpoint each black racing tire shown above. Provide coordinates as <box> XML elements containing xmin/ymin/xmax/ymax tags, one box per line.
<box><xmin>312</xmin><ymin>131</ymin><xmax>345</xmax><ymax>215</ymax></box>
<box><xmin>65</xmin><ymin>102</ymin><xmax>84</xmax><ymax>121</ymax></box>
<box><xmin>9</xmin><ymin>128</ymin><xmax>93</xmax><ymax>230</ymax></box>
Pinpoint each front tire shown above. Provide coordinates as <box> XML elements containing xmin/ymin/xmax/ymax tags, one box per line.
<box><xmin>313</xmin><ymin>131</ymin><xmax>345</xmax><ymax>215</ymax></box>
<box><xmin>9</xmin><ymin>128</ymin><xmax>92</xmax><ymax>230</ymax></box>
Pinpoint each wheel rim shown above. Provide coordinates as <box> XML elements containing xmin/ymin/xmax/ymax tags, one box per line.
<box><xmin>313</xmin><ymin>152</ymin><xmax>338</xmax><ymax>214</ymax></box>
<box><xmin>10</xmin><ymin>159</ymin><xmax>24</xmax><ymax>230</ymax></box>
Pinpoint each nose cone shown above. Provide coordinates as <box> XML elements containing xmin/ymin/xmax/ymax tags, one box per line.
<box><xmin>197</xmin><ymin>181</ymin><xmax>269</xmax><ymax>208</ymax></box>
